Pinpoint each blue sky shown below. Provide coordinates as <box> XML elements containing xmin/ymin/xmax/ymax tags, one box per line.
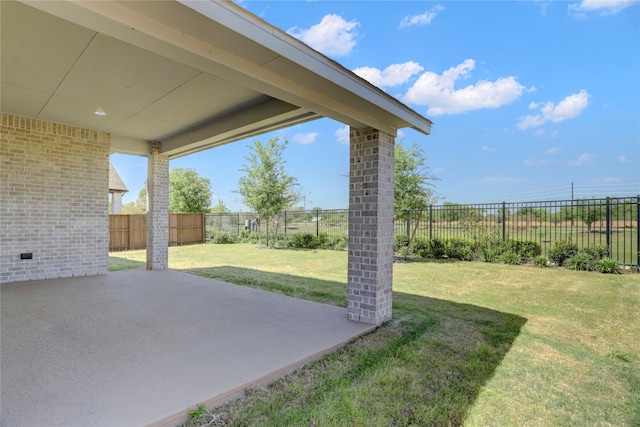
<box><xmin>111</xmin><ymin>0</ymin><xmax>640</xmax><ymax>211</ymax></box>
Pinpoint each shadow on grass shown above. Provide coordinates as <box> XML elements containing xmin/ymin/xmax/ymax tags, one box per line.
<box><xmin>108</xmin><ymin>256</ymin><xmax>145</xmax><ymax>271</ymax></box>
<box><xmin>179</xmin><ymin>265</ymin><xmax>527</xmax><ymax>427</ymax></box>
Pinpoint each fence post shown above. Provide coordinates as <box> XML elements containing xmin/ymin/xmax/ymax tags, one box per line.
<box><xmin>502</xmin><ymin>201</ymin><xmax>506</xmax><ymax>241</ymax></box>
<box><xmin>406</xmin><ymin>219</ymin><xmax>410</xmax><ymax>238</ymax></box>
<box><xmin>637</xmin><ymin>195</ymin><xmax>640</xmax><ymax>269</ymax></box>
<box><xmin>605</xmin><ymin>197</ymin><xmax>611</xmax><ymax>257</ymax></box>
<box><xmin>284</xmin><ymin>210</ymin><xmax>287</xmax><ymax>236</ymax></box>
<box><xmin>316</xmin><ymin>209</ymin><xmax>320</xmax><ymax>236</ymax></box>
<box><xmin>429</xmin><ymin>205</ymin><xmax>433</xmax><ymax>240</ymax></box>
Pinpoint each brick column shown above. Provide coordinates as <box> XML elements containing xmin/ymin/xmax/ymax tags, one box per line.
<box><xmin>347</xmin><ymin>127</ymin><xmax>395</xmax><ymax>325</ymax></box>
<box><xmin>147</xmin><ymin>142</ymin><xmax>169</xmax><ymax>270</ymax></box>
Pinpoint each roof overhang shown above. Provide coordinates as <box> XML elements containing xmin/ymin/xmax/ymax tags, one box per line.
<box><xmin>1</xmin><ymin>0</ymin><xmax>432</xmax><ymax>159</ymax></box>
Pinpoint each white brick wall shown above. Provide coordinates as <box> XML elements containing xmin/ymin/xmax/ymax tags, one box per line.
<box><xmin>0</xmin><ymin>113</ymin><xmax>110</xmax><ymax>283</ymax></box>
<box><xmin>347</xmin><ymin>127</ymin><xmax>395</xmax><ymax>325</ymax></box>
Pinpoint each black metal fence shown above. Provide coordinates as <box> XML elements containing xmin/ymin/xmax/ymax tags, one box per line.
<box><xmin>205</xmin><ymin>196</ymin><xmax>639</xmax><ymax>268</ymax></box>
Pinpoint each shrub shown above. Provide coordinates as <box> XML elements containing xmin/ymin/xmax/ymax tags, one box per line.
<box><xmin>482</xmin><ymin>248</ymin><xmax>499</xmax><ymax>263</ymax></box>
<box><xmin>210</xmin><ymin>231</ymin><xmax>236</xmax><ymax>244</ymax></box>
<box><xmin>394</xmin><ymin>235</ymin><xmax>410</xmax><ymax>252</ymax></box>
<box><xmin>411</xmin><ymin>237</ymin><xmax>431</xmax><ymax>258</ymax></box>
<box><xmin>428</xmin><ymin>238</ymin><xmax>447</xmax><ymax>259</ymax></box>
<box><xmin>582</xmin><ymin>246</ymin><xmax>608</xmax><ymax>261</ymax></box>
<box><xmin>500</xmin><ymin>251</ymin><xmax>521</xmax><ymax>265</ymax></box>
<box><xmin>288</xmin><ymin>232</ymin><xmax>315</xmax><ymax>248</ymax></box>
<box><xmin>322</xmin><ymin>234</ymin><xmax>348</xmax><ymax>251</ymax></box>
<box><xmin>532</xmin><ymin>256</ymin><xmax>548</xmax><ymax>268</ymax></box>
<box><xmin>446</xmin><ymin>238</ymin><xmax>474</xmax><ymax>261</ymax></box>
<box><xmin>505</xmin><ymin>240</ymin><xmax>541</xmax><ymax>260</ymax></box>
<box><xmin>239</xmin><ymin>230</ymin><xmax>260</xmax><ymax>244</ymax></box>
<box><xmin>548</xmin><ymin>239</ymin><xmax>579</xmax><ymax>266</ymax></box>
<box><xmin>595</xmin><ymin>258</ymin><xmax>619</xmax><ymax>274</ymax></box>
<box><xmin>565</xmin><ymin>253</ymin><xmax>596</xmax><ymax>271</ymax></box>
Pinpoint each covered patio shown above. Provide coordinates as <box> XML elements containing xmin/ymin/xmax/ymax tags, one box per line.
<box><xmin>1</xmin><ymin>269</ymin><xmax>374</xmax><ymax>426</ymax></box>
<box><xmin>1</xmin><ymin>1</ymin><xmax>432</xmax><ymax>424</ymax></box>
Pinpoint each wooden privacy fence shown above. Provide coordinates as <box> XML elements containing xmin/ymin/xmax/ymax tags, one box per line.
<box><xmin>109</xmin><ymin>213</ymin><xmax>205</xmax><ymax>251</ymax></box>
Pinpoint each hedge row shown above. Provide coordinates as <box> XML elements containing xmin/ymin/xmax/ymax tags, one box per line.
<box><xmin>209</xmin><ymin>230</ymin><xmax>348</xmax><ymax>251</ymax></box>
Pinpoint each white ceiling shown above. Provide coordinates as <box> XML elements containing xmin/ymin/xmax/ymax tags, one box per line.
<box><xmin>1</xmin><ymin>0</ymin><xmax>431</xmax><ymax>159</ymax></box>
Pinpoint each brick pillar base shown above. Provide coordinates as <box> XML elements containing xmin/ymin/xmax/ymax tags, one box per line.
<box><xmin>347</xmin><ymin>127</ymin><xmax>394</xmax><ymax>325</ymax></box>
<box><xmin>147</xmin><ymin>142</ymin><xmax>169</xmax><ymax>270</ymax></box>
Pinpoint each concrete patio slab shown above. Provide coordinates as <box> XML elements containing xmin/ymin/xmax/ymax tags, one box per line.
<box><xmin>1</xmin><ymin>269</ymin><xmax>375</xmax><ymax>427</ymax></box>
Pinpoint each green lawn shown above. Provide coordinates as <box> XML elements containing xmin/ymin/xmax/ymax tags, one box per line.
<box><xmin>110</xmin><ymin>244</ymin><xmax>640</xmax><ymax>427</ymax></box>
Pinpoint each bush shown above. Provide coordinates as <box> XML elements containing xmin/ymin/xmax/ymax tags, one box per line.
<box><xmin>595</xmin><ymin>258</ymin><xmax>619</xmax><ymax>274</ymax></box>
<box><xmin>565</xmin><ymin>253</ymin><xmax>596</xmax><ymax>271</ymax></box>
<box><xmin>288</xmin><ymin>233</ymin><xmax>315</xmax><ymax>249</ymax></box>
<box><xmin>548</xmin><ymin>239</ymin><xmax>579</xmax><ymax>266</ymax></box>
<box><xmin>239</xmin><ymin>230</ymin><xmax>260</xmax><ymax>244</ymax></box>
<box><xmin>287</xmin><ymin>233</ymin><xmax>347</xmax><ymax>251</ymax></box>
<box><xmin>500</xmin><ymin>251</ymin><xmax>521</xmax><ymax>265</ymax></box>
<box><xmin>411</xmin><ymin>237</ymin><xmax>431</xmax><ymax>258</ymax></box>
<box><xmin>394</xmin><ymin>235</ymin><xmax>410</xmax><ymax>252</ymax></box>
<box><xmin>446</xmin><ymin>238</ymin><xmax>474</xmax><ymax>261</ymax></box>
<box><xmin>322</xmin><ymin>234</ymin><xmax>348</xmax><ymax>251</ymax></box>
<box><xmin>505</xmin><ymin>240</ymin><xmax>541</xmax><ymax>260</ymax></box>
<box><xmin>482</xmin><ymin>248</ymin><xmax>499</xmax><ymax>263</ymax></box>
<box><xmin>428</xmin><ymin>238</ymin><xmax>447</xmax><ymax>258</ymax></box>
<box><xmin>532</xmin><ymin>256</ymin><xmax>548</xmax><ymax>268</ymax></box>
<box><xmin>581</xmin><ymin>246</ymin><xmax>608</xmax><ymax>261</ymax></box>
<box><xmin>210</xmin><ymin>231</ymin><xmax>236</xmax><ymax>244</ymax></box>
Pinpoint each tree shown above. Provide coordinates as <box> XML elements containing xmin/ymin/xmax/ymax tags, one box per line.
<box><xmin>237</xmin><ymin>137</ymin><xmax>299</xmax><ymax>246</ymax></box>
<box><xmin>394</xmin><ymin>142</ymin><xmax>439</xmax><ymax>258</ymax></box>
<box><xmin>575</xmin><ymin>199</ymin><xmax>604</xmax><ymax>233</ymax></box>
<box><xmin>210</xmin><ymin>199</ymin><xmax>230</xmax><ymax>214</ymax></box>
<box><xmin>168</xmin><ymin>168</ymin><xmax>212</xmax><ymax>213</ymax></box>
<box><xmin>122</xmin><ymin>186</ymin><xmax>147</xmax><ymax>214</ymax></box>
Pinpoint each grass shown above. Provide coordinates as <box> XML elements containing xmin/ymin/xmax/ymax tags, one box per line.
<box><xmin>110</xmin><ymin>244</ymin><xmax>640</xmax><ymax>426</ymax></box>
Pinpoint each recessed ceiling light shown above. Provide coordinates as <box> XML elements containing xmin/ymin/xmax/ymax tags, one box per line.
<box><xmin>94</xmin><ymin>108</ymin><xmax>107</xmax><ymax>116</ymax></box>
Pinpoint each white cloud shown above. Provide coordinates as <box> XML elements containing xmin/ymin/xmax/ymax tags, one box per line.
<box><xmin>293</xmin><ymin>132</ymin><xmax>319</xmax><ymax>145</ymax></box>
<box><xmin>335</xmin><ymin>125</ymin><xmax>349</xmax><ymax>145</ymax></box>
<box><xmin>524</xmin><ymin>158</ymin><xmax>557</xmax><ymax>166</ymax></box>
<box><xmin>481</xmin><ymin>146</ymin><xmax>496</xmax><ymax>152</ymax></box>
<box><xmin>288</xmin><ymin>15</ymin><xmax>359</xmax><ymax>57</ymax></box>
<box><xmin>545</xmin><ymin>146</ymin><xmax>560</xmax><ymax>155</ymax></box>
<box><xmin>402</xmin><ymin>59</ymin><xmax>526</xmax><ymax>116</ymax></box>
<box><xmin>353</xmin><ymin>62</ymin><xmax>424</xmax><ymax>88</ymax></box>
<box><xmin>618</xmin><ymin>155</ymin><xmax>629</xmax><ymax>163</ymax></box>
<box><xmin>399</xmin><ymin>5</ymin><xmax>445</xmax><ymax>28</ymax></box>
<box><xmin>517</xmin><ymin>90</ymin><xmax>590</xmax><ymax>130</ymax></box>
<box><xmin>433</xmin><ymin>167</ymin><xmax>446</xmax><ymax>174</ymax></box>
<box><xmin>569</xmin><ymin>0</ymin><xmax>637</xmax><ymax>15</ymax></box>
<box><xmin>568</xmin><ymin>153</ymin><xmax>597</xmax><ymax>167</ymax></box>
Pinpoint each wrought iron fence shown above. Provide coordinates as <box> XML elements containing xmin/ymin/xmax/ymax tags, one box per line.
<box><xmin>205</xmin><ymin>196</ymin><xmax>638</xmax><ymax>268</ymax></box>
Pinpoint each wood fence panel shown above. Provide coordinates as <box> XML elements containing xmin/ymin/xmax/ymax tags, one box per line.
<box><xmin>170</xmin><ymin>213</ymin><xmax>204</xmax><ymax>246</ymax></box>
<box><xmin>129</xmin><ymin>215</ymin><xmax>146</xmax><ymax>250</ymax></box>
<box><xmin>109</xmin><ymin>215</ymin><xmax>130</xmax><ymax>251</ymax></box>
<box><xmin>110</xmin><ymin>213</ymin><xmax>204</xmax><ymax>251</ymax></box>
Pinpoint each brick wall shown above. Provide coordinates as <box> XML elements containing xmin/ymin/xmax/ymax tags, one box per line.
<box><xmin>0</xmin><ymin>113</ymin><xmax>110</xmax><ymax>283</ymax></box>
<box><xmin>146</xmin><ymin>142</ymin><xmax>169</xmax><ymax>270</ymax></box>
<box><xmin>347</xmin><ymin>127</ymin><xmax>395</xmax><ymax>325</ymax></box>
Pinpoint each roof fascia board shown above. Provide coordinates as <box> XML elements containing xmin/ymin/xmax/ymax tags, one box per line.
<box><xmin>180</xmin><ymin>0</ymin><xmax>432</xmax><ymax>135</ymax></box>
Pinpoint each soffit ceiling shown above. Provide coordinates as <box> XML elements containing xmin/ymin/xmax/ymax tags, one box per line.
<box><xmin>1</xmin><ymin>0</ymin><xmax>431</xmax><ymax>159</ymax></box>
